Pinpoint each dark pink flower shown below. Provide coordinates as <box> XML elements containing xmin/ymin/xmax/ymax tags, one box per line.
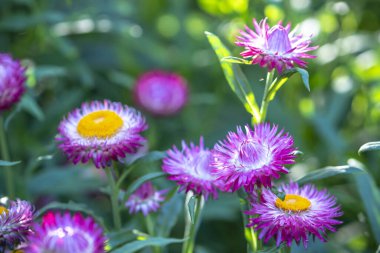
<box><xmin>0</xmin><ymin>54</ymin><xmax>26</xmax><ymax>111</ymax></box>
<box><xmin>246</xmin><ymin>182</ymin><xmax>343</xmax><ymax>247</ymax></box>
<box><xmin>212</xmin><ymin>124</ymin><xmax>296</xmax><ymax>192</ymax></box>
<box><xmin>25</xmin><ymin>212</ymin><xmax>105</xmax><ymax>253</ymax></box>
<box><xmin>235</xmin><ymin>18</ymin><xmax>318</xmax><ymax>73</ymax></box>
<box><xmin>133</xmin><ymin>70</ymin><xmax>188</xmax><ymax>116</ymax></box>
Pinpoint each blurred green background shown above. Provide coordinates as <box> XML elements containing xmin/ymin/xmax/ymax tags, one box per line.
<box><xmin>1</xmin><ymin>0</ymin><xmax>380</xmax><ymax>252</ymax></box>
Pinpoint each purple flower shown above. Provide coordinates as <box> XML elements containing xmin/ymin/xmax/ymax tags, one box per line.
<box><xmin>235</xmin><ymin>18</ymin><xmax>318</xmax><ymax>73</ymax></box>
<box><xmin>0</xmin><ymin>199</ymin><xmax>34</xmax><ymax>250</ymax></box>
<box><xmin>162</xmin><ymin>137</ymin><xmax>221</xmax><ymax>199</ymax></box>
<box><xmin>0</xmin><ymin>54</ymin><xmax>26</xmax><ymax>111</ymax></box>
<box><xmin>56</xmin><ymin>100</ymin><xmax>147</xmax><ymax>168</ymax></box>
<box><xmin>212</xmin><ymin>124</ymin><xmax>296</xmax><ymax>192</ymax></box>
<box><xmin>125</xmin><ymin>182</ymin><xmax>167</xmax><ymax>216</ymax></box>
<box><xmin>246</xmin><ymin>182</ymin><xmax>343</xmax><ymax>247</ymax></box>
<box><xmin>133</xmin><ymin>70</ymin><xmax>188</xmax><ymax>116</ymax></box>
<box><xmin>25</xmin><ymin>212</ymin><xmax>105</xmax><ymax>253</ymax></box>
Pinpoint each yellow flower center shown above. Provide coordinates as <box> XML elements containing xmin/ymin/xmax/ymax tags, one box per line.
<box><xmin>275</xmin><ymin>194</ymin><xmax>311</xmax><ymax>212</ymax></box>
<box><xmin>77</xmin><ymin>110</ymin><xmax>123</xmax><ymax>139</ymax></box>
<box><xmin>0</xmin><ymin>206</ymin><xmax>9</xmax><ymax>215</ymax></box>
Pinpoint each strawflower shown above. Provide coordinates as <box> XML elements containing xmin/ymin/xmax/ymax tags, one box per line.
<box><xmin>235</xmin><ymin>18</ymin><xmax>318</xmax><ymax>73</ymax></box>
<box><xmin>125</xmin><ymin>182</ymin><xmax>167</xmax><ymax>216</ymax></box>
<box><xmin>25</xmin><ymin>212</ymin><xmax>105</xmax><ymax>253</ymax></box>
<box><xmin>56</xmin><ymin>100</ymin><xmax>147</xmax><ymax>168</ymax></box>
<box><xmin>247</xmin><ymin>182</ymin><xmax>343</xmax><ymax>247</ymax></box>
<box><xmin>212</xmin><ymin>124</ymin><xmax>296</xmax><ymax>192</ymax></box>
<box><xmin>133</xmin><ymin>70</ymin><xmax>188</xmax><ymax>116</ymax></box>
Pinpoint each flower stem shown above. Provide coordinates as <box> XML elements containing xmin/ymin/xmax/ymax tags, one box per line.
<box><xmin>0</xmin><ymin>116</ymin><xmax>15</xmax><ymax>199</ymax></box>
<box><xmin>259</xmin><ymin>70</ymin><xmax>275</xmax><ymax>123</ymax></box>
<box><xmin>182</xmin><ymin>193</ymin><xmax>204</xmax><ymax>253</ymax></box>
<box><xmin>106</xmin><ymin>167</ymin><xmax>122</xmax><ymax>231</ymax></box>
<box><xmin>146</xmin><ymin>214</ymin><xmax>161</xmax><ymax>253</ymax></box>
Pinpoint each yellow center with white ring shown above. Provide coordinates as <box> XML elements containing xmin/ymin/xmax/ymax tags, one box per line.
<box><xmin>275</xmin><ymin>194</ymin><xmax>311</xmax><ymax>212</ymax></box>
<box><xmin>77</xmin><ymin>110</ymin><xmax>123</xmax><ymax>139</ymax></box>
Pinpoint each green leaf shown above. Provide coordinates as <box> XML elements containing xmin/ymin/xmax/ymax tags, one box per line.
<box><xmin>358</xmin><ymin>141</ymin><xmax>380</xmax><ymax>154</ymax></box>
<box><xmin>349</xmin><ymin>159</ymin><xmax>380</xmax><ymax>244</ymax></box>
<box><xmin>110</xmin><ymin>236</ymin><xmax>186</xmax><ymax>253</ymax></box>
<box><xmin>135</xmin><ymin>151</ymin><xmax>166</xmax><ymax>163</ymax></box>
<box><xmin>221</xmin><ymin>56</ymin><xmax>251</xmax><ymax>65</ymax></box>
<box><xmin>295</xmin><ymin>67</ymin><xmax>310</xmax><ymax>92</ymax></box>
<box><xmin>124</xmin><ymin>172</ymin><xmax>166</xmax><ymax>200</ymax></box>
<box><xmin>0</xmin><ymin>160</ymin><xmax>21</xmax><ymax>167</ymax></box>
<box><xmin>107</xmin><ymin>229</ymin><xmax>137</xmax><ymax>249</ymax></box>
<box><xmin>19</xmin><ymin>94</ymin><xmax>44</xmax><ymax>121</ymax></box>
<box><xmin>35</xmin><ymin>201</ymin><xmax>107</xmax><ymax>230</ymax></box>
<box><xmin>205</xmin><ymin>31</ymin><xmax>260</xmax><ymax>120</ymax></box>
<box><xmin>156</xmin><ymin>193</ymin><xmax>183</xmax><ymax>237</ymax></box>
<box><xmin>296</xmin><ymin>164</ymin><xmax>364</xmax><ymax>184</ymax></box>
<box><xmin>187</xmin><ymin>195</ymin><xmax>197</xmax><ymax>224</ymax></box>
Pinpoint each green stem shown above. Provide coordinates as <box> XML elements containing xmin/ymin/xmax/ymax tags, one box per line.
<box><xmin>0</xmin><ymin>116</ymin><xmax>15</xmax><ymax>199</ymax></box>
<box><xmin>182</xmin><ymin>193</ymin><xmax>204</xmax><ymax>253</ymax></box>
<box><xmin>106</xmin><ymin>167</ymin><xmax>122</xmax><ymax>231</ymax></box>
<box><xmin>279</xmin><ymin>246</ymin><xmax>291</xmax><ymax>253</ymax></box>
<box><xmin>146</xmin><ymin>214</ymin><xmax>161</xmax><ymax>253</ymax></box>
<box><xmin>259</xmin><ymin>70</ymin><xmax>275</xmax><ymax>123</ymax></box>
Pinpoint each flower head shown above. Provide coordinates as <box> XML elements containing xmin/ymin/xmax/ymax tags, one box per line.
<box><xmin>125</xmin><ymin>182</ymin><xmax>167</xmax><ymax>216</ymax></box>
<box><xmin>246</xmin><ymin>182</ymin><xmax>343</xmax><ymax>247</ymax></box>
<box><xmin>25</xmin><ymin>212</ymin><xmax>105</xmax><ymax>253</ymax></box>
<box><xmin>133</xmin><ymin>70</ymin><xmax>188</xmax><ymax>116</ymax></box>
<box><xmin>212</xmin><ymin>124</ymin><xmax>296</xmax><ymax>192</ymax></box>
<box><xmin>0</xmin><ymin>54</ymin><xmax>26</xmax><ymax>111</ymax></box>
<box><xmin>162</xmin><ymin>137</ymin><xmax>222</xmax><ymax>199</ymax></box>
<box><xmin>56</xmin><ymin>100</ymin><xmax>147</xmax><ymax>168</ymax></box>
<box><xmin>235</xmin><ymin>18</ymin><xmax>318</xmax><ymax>73</ymax></box>
<box><xmin>0</xmin><ymin>199</ymin><xmax>34</xmax><ymax>250</ymax></box>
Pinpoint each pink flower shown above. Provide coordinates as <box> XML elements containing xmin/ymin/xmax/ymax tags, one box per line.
<box><xmin>133</xmin><ymin>70</ymin><xmax>188</xmax><ymax>116</ymax></box>
<box><xmin>235</xmin><ymin>18</ymin><xmax>318</xmax><ymax>73</ymax></box>
<box><xmin>25</xmin><ymin>212</ymin><xmax>106</xmax><ymax>253</ymax></box>
<box><xmin>212</xmin><ymin>124</ymin><xmax>296</xmax><ymax>192</ymax></box>
<box><xmin>125</xmin><ymin>182</ymin><xmax>167</xmax><ymax>216</ymax></box>
<box><xmin>0</xmin><ymin>54</ymin><xmax>26</xmax><ymax>111</ymax></box>
<box><xmin>246</xmin><ymin>182</ymin><xmax>343</xmax><ymax>247</ymax></box>
<box><xmin>162</xmin><ymin>137</ymin><xmax>222</xmax><ymax>199</ymax></box>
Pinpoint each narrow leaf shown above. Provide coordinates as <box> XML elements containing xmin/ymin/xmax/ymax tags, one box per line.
<box><xmin>205</xmin><ymin>31</ymin><xmax>260</xmax><ymax>120</ymax></box>
<box><xmin>295</xmin><ymin>67</ymin><xmax>310</xmax><ymax>92</ymax></box>
<box><xmin>20</xmin><ymin>94</ymin><xmax>44</xmax><ymax>121</ymax></box>
<box><xmin>0</xmin><ymin>160</ymin><xmax>21</xmax><ymax>167</ymax></box>
<box><xmin>358</xmin><ymin>141</ymin><xmax>380</xmax><ymax>154</ymax></box>
<box><xmin>187</xmin><ymin>195</ymin><xmax>197</xmax><ymax>224</ymax></box>
<box><xmin>124</xmin><ymin>172</ymin><xmax>166</xmax><ymax>200</ymax></box>
<box><xmin>221</xmin><ymin>56</ymin><xmax>251</xmax><ymax>65</ymax></box>
<box><xmin>297</xmin><ymin>164</ymin><xmax>364</xmax><ymax>184</ymax></box>
<box><xmin>111</xmin><ymin>237</ymin><xmax>185</xmax><ymax>253</ymax></box>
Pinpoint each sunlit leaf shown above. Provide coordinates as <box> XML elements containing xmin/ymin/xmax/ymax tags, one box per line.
<box><xmin>205</xmin><ymin>31</ymin><xmax>260</xmax><ymax>120</ymax></box>
<box><xmin>110</xmin><ymin>237</ymin><xmax>186</xmax><ymax>253</ymax></box>
<box><xmin>296</xmin><ymin>164</ymin><xmax>364</xmax><ymax>184</ymax></box>
<box><xmin>295</xmin><ymin>67</ymin><xmax>310</xmax><ymax>92</ymax></box>
<box><xmin>358</xmin><ymin>141</ymin><xmax>380</xmax><ymax>154</ymax></box>
<box><xmin>0</xmin><ymin>160</ymin><xmax>21</xmax><ymax>167</ymax></box>
<box><xmin>221</xmin><ymin>56</ymin><xmax>251</xmax><ymax>65</ymax></box>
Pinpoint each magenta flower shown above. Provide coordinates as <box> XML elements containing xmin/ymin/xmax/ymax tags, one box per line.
<box><xmin>56</xmin><ymin>100</ymin><xmax>147</xmax><ymax>168</ymax></box>
<box><xmin>0</xmin><ymin>54</ymin><xmax>26</xmax><ymax>111</ymax></box>
<box><xmin>162</xmin><ymin>137</ymin><xmax>222</xmax><ymax>199</ymax></box>
<box><xmin>235</xmin><ymin>18</ymin><xmax>318</xmax><ymax>73</ymax></box>
<box><xmin>125</xmin><ymin>182</ymin><xmax>167</xmax><ymax>216</ymax></box>
<box><xmin>133</xmin><ymin>70</ymin><xmax>188</xmax><ymax>116</ymax></box>
<box><xmin>0</xmin><ymin>200</ymin><xmax>34</xmax><ymax>250</ymax></box>
<box><xmin>25</xmin><ymin>212</ymin><xmax>106</xmax><ymax>253</ymax></box>
<box><xmin>212</xmin><ymin>124</ymin><xmax>296</xmax><ymax>192</ymax></box>
<box><xmin>246</xmin><ymin>182</ymin><xmax>343</xmax><ymax>247</ymax></box>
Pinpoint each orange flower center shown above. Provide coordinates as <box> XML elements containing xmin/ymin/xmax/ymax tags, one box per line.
<box><xmin>77</xmin><ymin>110</ymin><xmax>123</xmax><ymax>139</ymax></box>
<box><xmin>0</xmin><ymin>206</ymin><xmax>9</xmax><ymax>215</ymax></box>
<box><xmin>275</xmin><ymin>194</ymin><xmax>311</xmax><ymax>212</ymax></box>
